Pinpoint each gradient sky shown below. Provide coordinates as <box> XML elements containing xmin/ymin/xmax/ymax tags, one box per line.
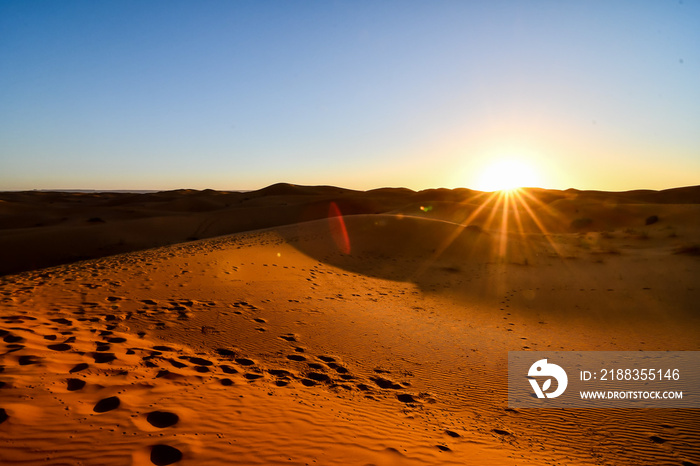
<box><xmin>1</xmin><ymin>0</ymin><xmax>698</xmax><ymax>192</ymax></box>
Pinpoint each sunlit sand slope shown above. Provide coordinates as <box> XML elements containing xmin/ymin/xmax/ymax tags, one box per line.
<box><xmin>1</xmin><ymin>211</ymin><xmax>699</xmax><ymax>465</ymax></box>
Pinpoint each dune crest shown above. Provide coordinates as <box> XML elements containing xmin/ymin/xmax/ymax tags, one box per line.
<box><xmin>1</xmin><ymin>185</ymin><xmax>699</xmax><ymax>464</ymax></box>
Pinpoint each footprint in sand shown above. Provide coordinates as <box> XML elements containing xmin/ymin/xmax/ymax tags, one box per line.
<box><xmin>150</xmin><ymin>444</ymin><xmax>182</xmax><ymax>465</ymax></box>
<box><xmin>47</xmin><ymin>343</ymin><xmax>72</xmax><ymax>351</ymax></box>
<box><xmin>167</xmin><ymin>358</ymin><xmax>187</xmax><ymax>369</ymax></box>
<box><xmin>18</xmin><ymin>355</ymin><xmax>41</xmax><ymax>365</ymax></box>
<box><xmin>371</xmin><ymin>376</ymin><xmax>403</xmax><ymax>390</ymax></box>
<box><xmin>146</xmin><ymin>411</ymin><xmax>179</xmax><ymax>428</ymax></box>
<box><xmin>188</xmin><ymin>357</ymin><xmax>213</xmax><ymax>366</ymax></box>
<box><xmin>155</xmin><ymin>370</ymin><xmax>183</xmax><ymax>380</ymax></box>
<box><xmin>286</xmin><ymin>354</ymin><xmax>306</xmax><ymax>362</ymax></box>
<box><xmin>397</xmin><ymin>393</ymin><xmax>418</xmax><ymax>403</ymax></box>
<box><xmin>153</xmin><ymin>345</ymin><xmax>175</xmax><ymax>352</ymax></box>
<box><xmin>220</xmin><ymin>365</ymin><xmax>238</xmax><ymax>374</ymax></box>
<box><xmin>6</xmin><ymin>344</ymin><xmax>25</xmax><ymax>353</ymax></box>
<box><xmin>69</xmin><ymin>362</ymin><xmax>89</xmax><ymax>373</ymax></box>
<box><xmin>92</xmin><ymin>352</ymin><xmax>116</xmax><ymax>363</ymax></box>
<box><xmin>267</xmin><ymin>368</ymin><xmax>294</xmax><ymax>386</ymax></box>
<box><xmin>215</xmin><ymin>348</ymin><xmax>235</xmax><ymax>357</ymax></box>
<box><xmin>327</xmin><ymin>362</ymin><xmax>349</xmax><ymax>374</ymax></box>
<box><xmin>0</xmin><ymin>408</ymin><xmax>7</xmax><ymax>424</ymax></box>
<box><xmin>93</xmin><ymin>396</ymin><xmax>120</xmax><ymax>413</ymax></box>
<box><xmin>66</xmin><ymin>378</ymin><xmax>86</xmax><ymax>391</ymax></box>
<box><xmin>1</xmin><ymin>316</ymin><xmax>24</xmax><ymax>325</ymax></box>
<box><xmin>3</xmin><ymin>334</ymin><xmax>24</xmax><ymax>343</ymax></box>
<box><xmin>268</xmin><ymin>369</ymin><xmax>293</xmax><ymax>378</ymax></box>
<box><xmin>49</xmin><ymin>318</ymin><xmax>73</xmax><ymax>326</ymax></box>
<box><xmin>306</xmin><ymin>372</ymin><xmax>331</xmax><ymax>383</ymax></box>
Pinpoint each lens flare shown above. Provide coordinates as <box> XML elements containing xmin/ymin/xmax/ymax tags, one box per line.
<box><xmin>328</xmin><ymin>202</ymin><xmax>351</xmax><ymax>254</ymax></box>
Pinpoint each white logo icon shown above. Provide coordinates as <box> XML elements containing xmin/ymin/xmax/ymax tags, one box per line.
<box><xmin>528</xmin><ymin>358</ymin><xmax>568</xmax><ymax>398</ymax></box>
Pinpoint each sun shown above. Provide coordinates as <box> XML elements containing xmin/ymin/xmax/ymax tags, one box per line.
<box><xmin>473</xmin><ymin>157</ymin><xmax>541</xmax><ymax>192</ymax></box>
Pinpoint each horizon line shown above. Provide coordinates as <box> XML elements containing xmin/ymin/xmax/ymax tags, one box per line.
<box><xmin>1</xmin><ymin>183</ymin><xmax>699</xmax><ymax>195</ymax></box>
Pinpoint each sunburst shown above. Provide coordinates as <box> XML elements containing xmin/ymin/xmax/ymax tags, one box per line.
<box><xmin>473</xmin><ymin>157</ymin><xmax>541</xmax><ymax>193</ymax></box>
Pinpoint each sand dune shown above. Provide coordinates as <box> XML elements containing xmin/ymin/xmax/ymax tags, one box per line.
<box><xmin>2</xmin><ymin>184</ymin><xmax>699</xmax><ymax>275</ymax></box>
<box><xmin>1</xmin><ymin>184</ymin><xmax>699</xmax><ymax>465</ymax></box>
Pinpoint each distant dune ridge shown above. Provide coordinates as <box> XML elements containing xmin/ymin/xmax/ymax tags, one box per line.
<box><xmin>0</xmin><ymin>183</ymin><xmax>699</xmax><ymax>464</ymax></box>
<box><xmin>1</xmin><ymin>183</ymin><xmax>699</xmax><ymax>276</ymax></box>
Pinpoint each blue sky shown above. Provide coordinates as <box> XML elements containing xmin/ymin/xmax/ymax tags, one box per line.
<box><xmin>1</xmin><ymin>0</ymin><xmax>698</xmax><ymax>191</ymax></box>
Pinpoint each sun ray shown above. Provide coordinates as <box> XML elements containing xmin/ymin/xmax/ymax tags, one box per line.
<box><xmin>516</xmin><ymin>188</ymin><xmax>570</xmax><ymax>228</ymax></box>
<box><xmin>498</xmin><ymin>191</ymin><xmax>510</xmax><ymax>259</ymax></box>
<box><xmin>503</xmin><ymin>189</ymin><xmax>540</xmax><ymax>265</ymax></box>
<box><xmin>510</xmin><ymin>190</ymin><xmax>530</xmax><ymax>238</ymax></box>
<box><xmin>481</xmin><ymin>192</ymin><xmax>505</xmax><ymax>234</ymax></box>
<box><xmin>408</xmin><ymin>153</ymin><xmax>569</xmax><ymax>283</ymax></box>
<box><xmin>408</xmin><ymin>190</ymin><xmax>501</xmax><ymax>280</ymax></box>
<box><xmin>511</xmin><ymin>189</ymin><xmax>565</xmax><ymax>258</ymax></box>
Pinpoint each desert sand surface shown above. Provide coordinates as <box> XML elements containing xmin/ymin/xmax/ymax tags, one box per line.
<box><xmin>1</xmin><ymin>184</ymin><xmax>699</xmax><ymax>465</ymax></box>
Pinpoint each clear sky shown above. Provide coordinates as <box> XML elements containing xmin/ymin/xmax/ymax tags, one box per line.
<box><xmin>1</xmin><ymin>0</ymin><xmax>698</xmax><ymax>192</ymax></box>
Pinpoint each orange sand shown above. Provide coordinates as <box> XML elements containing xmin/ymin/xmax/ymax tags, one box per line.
<box><xmin>1</xmin><ymin>185</ymin><xmax>699</xmax><ymax>465</ymax></box>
